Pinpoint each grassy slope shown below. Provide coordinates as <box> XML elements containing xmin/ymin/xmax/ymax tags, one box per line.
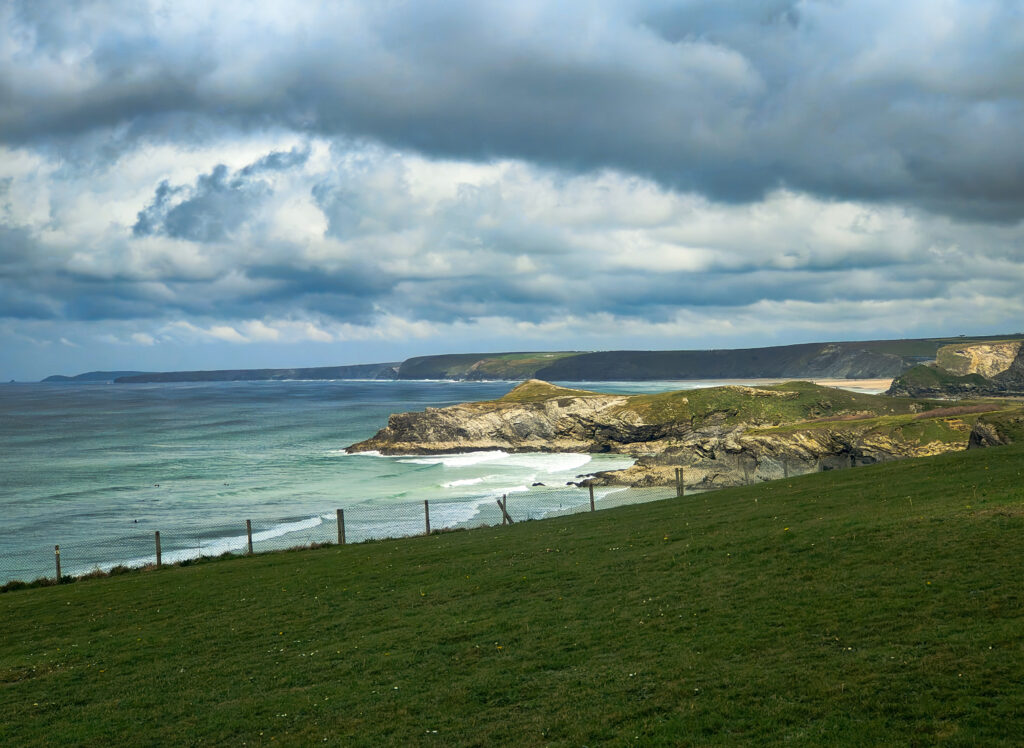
<box><xmin>892</xmin><ymin>364</ymin><xmax>990</xmax><ymax>391</ymax></box>
<box><xmin>496</xmin><ymin>380</ymin><xmax>603</xmax><ymax>403</ymax></box>
<box><xmin>497</xmin><ymin>379</ymin><xmax>953</xmax><ymax>428</ymax></box>
<box><xmin>397</xmin><ymin>335</ymin><xmax>1024</xmax><ymax>381</ymax></box>
<box><xmin>859</xmin><ymin>334</ymin><xmax>1024</xmax><ymax>358</ymax></box>
<box><xmin>496</xmin><ymin>380</ymin><xmax>1024</xmax><ymax>448</ymax></box>
<box><xmin>2</xmin><ymin>444</ymin><xmax>1023</xmax><ymax>746</ymax></box>
<box><xmin>624</xmin><ymin>380</ymin><xmax>927</xmax><ymax>426</ymax></box>
<box><xmin>398</xmin><ymin>352</ymin><xmax>581</xmax><ymax>380</ymax></box>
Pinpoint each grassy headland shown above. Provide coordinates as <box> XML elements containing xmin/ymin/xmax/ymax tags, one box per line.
<box><xmin>2</xmin><ymin>442</ymin><xmax>1023</xmax><ymax>745</ymax></box>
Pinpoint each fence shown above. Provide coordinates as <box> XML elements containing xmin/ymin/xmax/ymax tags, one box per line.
<box><xmin>1</xmin><ymin>484</ymin><xmax>676</xmax><ymax>587</ymax></box>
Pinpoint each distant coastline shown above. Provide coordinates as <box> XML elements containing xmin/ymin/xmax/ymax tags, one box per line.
<box><xmin>39</xmin><ymin>333</ymin><xmax>1024</xmax><ymax>385</ymax></box>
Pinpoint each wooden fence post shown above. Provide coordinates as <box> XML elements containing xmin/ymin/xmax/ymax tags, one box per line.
<box><xmin>496</xmin><ymin>496</ymin><xmax>514</xmax><ymax>525</ymax></box>
<box><xmin>676</xmin><ymin>467</ymin><xmax>685</xmax><ymax>498</ymax></box>
<box><xmin>246</xmin><ymin>519</ymin><xmax>253</xmax><ymax>555</ymax></box>
<box><xmin>337</xmin><ymin>509</ymin><xmax>346</xmax><ymax>545</ymax></box>
<box><xmin>589</xmin><ymin>484</ymin><xmax>595</xmax><ymax>512</ymax></box>
<box><xmin>155</xmin><ymin>531</ymin><xmax>162</xmax><ymax>568</ymax></box>
<box><xmin>783</xmin><ymin>461</ymin><xmax>789</xmax><ymax>479</ymax></box>
<box><xmin>54</xmin><ymin>544</ymin><xmax>61</xmax><ymax>582</ymax></box>
<box><xmin>424</xmin><ymin>500</ymin><xmax>431</xmax><ymax>535</ymax></box>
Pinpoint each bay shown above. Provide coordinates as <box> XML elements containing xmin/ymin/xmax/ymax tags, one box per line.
<box><xmin>0</xmin><ymin>380</ymin><xmax>644</xmax><ymax>583</ymax></box>
<box><xmin>0</xmin><ymin>377</ymin><xmax>885</xmax><ymax>583</ymax></box>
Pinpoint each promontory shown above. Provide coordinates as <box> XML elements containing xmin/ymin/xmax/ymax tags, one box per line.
<box><xmin>347</xmin><ymin>380</ymin><xmax>1024</xmax><ymax>489</ymax></box>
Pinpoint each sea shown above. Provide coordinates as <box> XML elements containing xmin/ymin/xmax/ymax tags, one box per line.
<box><xmin>0</xmin><ymin>377</ymin><xmax>885</xmax><ymax>583</ymax></box>
<box><xmin>0</xmin><ymin>379</ymin><xmax>690</xmax><ymax>583</ymax></box>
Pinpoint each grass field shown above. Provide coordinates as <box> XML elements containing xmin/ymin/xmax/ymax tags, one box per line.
<box><xmin>2</xmin><ymin>444</ymin><xmax>1023</xmax><ymax>746</ymax></box>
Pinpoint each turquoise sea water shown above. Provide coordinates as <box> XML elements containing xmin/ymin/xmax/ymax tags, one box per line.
<box><xmin>0</xmin><ymin>378</ymin><xmax>883</xmax><ymax>583</ymax></box>
<box><xmin>0</xmin><ymin>380</ymin><xmax>667</xmax><ymax>582</ymax></box>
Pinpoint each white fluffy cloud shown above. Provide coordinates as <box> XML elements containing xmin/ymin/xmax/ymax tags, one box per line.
<box><xmin>2</xmin><ymin>1</ymin><xmax>1023</xmax><ymax>379</ymax></box>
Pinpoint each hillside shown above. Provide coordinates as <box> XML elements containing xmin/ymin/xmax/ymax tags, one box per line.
<box><xmin>349</xmin><ymin>380</ymin><xmax>1024</xmax><ymax>488</ymax></box>
<box><xmin>113</xmin><ymin>363</ymin><xmax>400</xmax><ymax>383</ymax></box>
<box><xmin>396</xmin><ymin>335</ymin><xmax>1024</xmax><ymax>381</ymax></box>
<box><xmin>888</xmin><ymin>340</ymin><xmax>1024</xmax><ymax>397</ymax></box>
<box><xmin>1</xmin><ymin>443</ymin><xmax>1022</xmax><ymax>745</ymax></box>
<box><xmin>41</xmin><ymin>370</ymin><xmax>147</xmax><ymax>383</ymax></box>
<box><xmin>42</xmin><ymin>334</ymin><xmax>1024</xmax><ymax>384</ymax></box>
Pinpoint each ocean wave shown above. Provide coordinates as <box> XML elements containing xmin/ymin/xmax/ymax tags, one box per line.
<box><xmin>425</xmin><ymin>496</ymin><xmax>494</xmax><ymax>525</ymax></box>
<box><xmin>398</xmin><ymin>450</ymin><xmax>509</xmax><ymax>467</ymax></box>
<box><xmin>498</xmin><ymin>453</ymin><xmax>593</xmax><ymax>474</ymax></box>
<box><xmin>442</xmin><ymin>475</ymin><xmax>493</xmax><ymax>488</ymax></box>
<box><xmin>501</xmin><ymin>485</ymin><xmax>531</xmax><ymax>495</ymax></box>
<box><xmin>112</xmin><ymin>515</ymin><xmax>324</xmax><ymax>570</ymax></box>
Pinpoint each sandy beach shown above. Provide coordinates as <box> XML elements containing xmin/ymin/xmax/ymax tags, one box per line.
<box><xmin>674</xmin><ymin>378</ymin><xmax>894</xmax><ymax>394</ymax></box>
<box><xmin>810</xmin><ymin>378</ymin><xmax>893</xmax><ymax>394</ymax></box>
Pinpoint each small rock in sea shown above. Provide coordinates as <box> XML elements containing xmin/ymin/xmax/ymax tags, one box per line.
<box><xmin>532</xmin><ymin>482</ymin><xmax>545</xmax><ymax>486</ymax></box>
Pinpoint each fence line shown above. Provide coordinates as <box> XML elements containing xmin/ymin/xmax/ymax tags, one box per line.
<box><xmin>1</xmin><ymin>485</ymin><xmax>674</xmax><ymax>587</ymax></box>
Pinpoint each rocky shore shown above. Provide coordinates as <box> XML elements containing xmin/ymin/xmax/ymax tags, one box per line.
<box><xmin>348</xmin><ymin>380</ymin><xmax>1024</xmax><ymax>489</ymax></box>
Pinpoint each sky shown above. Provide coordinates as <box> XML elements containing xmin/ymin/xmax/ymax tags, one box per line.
<box><xmin>2</xmin><ymin>1</ymin><xmax>1023</xmax><ymax>381</ymax></box>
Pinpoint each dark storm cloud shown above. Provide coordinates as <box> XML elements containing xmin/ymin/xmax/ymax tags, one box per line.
<box><xmin>133</xmin><ymin>164</ymin><xmax>270</xmax><ymax>242</ymax></box>
<box><xmin>3</xmin><ymin>1</ymin><xmax>1024</xmax><ymax>221</ymax></box>
<box><xmin>132</xmin><ymin>147</ymin><xmax>308</xmax><ymax>241</ymax></box>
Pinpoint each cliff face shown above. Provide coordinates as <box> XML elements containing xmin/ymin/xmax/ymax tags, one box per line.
<box><xmin>590</xmin><ymin>418</ymin><xmax>973</xmax><ymax>489</ymax></box>
<box><xmin>349</xmin><ymin>387</ymin><xmax>644</xmax><ymax>454</ymax></box>
<box><xmin>113</xmin><ymin>363</ymin><xmax>400</xmax><ymax>383</ymax></box>
<box><xmin>349</xmin><ymin>380</ymin><xmax>1024</xmax><ymax>489</ymax></box>
<box><xmin>937</xmin><ymin>340</ymin><xmax>1022</xmax><ymax>378</ymax></box>
<box><xmin>392</xmin><ymin>337</ymin><xmax>1024</xmax><ymax>381</ymax></box>
<box><xmin>888</xmin><ymin>341</ymin><xmax>1024</xmax><ymax>398</ymax></box>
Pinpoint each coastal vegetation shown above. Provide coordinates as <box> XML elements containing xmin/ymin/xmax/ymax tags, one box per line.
<box><xmin>349</xmin><ymin>379</ymin><xmax>1024</xmax><ymax>488</ymax></box>
<box><xmin>889</xmin><ymin>340</ymin><xmax>1024</xmax><ymax>398</ymax></box>
<box><xmin>1</xmin><ymin>441</ymin><xmax>1022</xmax><ymax>745</ymax></box>
<box><xmin>40</xmin><ymin>333</ymin><xmax>1024</xmax><ymax>384</ymax></box>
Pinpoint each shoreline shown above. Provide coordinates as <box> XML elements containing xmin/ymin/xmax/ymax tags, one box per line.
<box><xmin>584</xmin><ymin>377</ymin><xmax>894</xmax><ymax>394</ymax></box>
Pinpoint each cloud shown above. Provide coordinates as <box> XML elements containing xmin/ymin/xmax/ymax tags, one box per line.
<box><xmin>2</xmin><ymin>136</ymin><xmax>1022</xmax><ymax>353</ymax></box>
<box><xmin>132</xmin><ymin>146</ymin><xmax>309</xmax><ymax>241</ymax></box>
<box><xmin>1</xmin><ymin>2</ymin><xmax>1024</xmax><ymax>380</ymax></box>
<box><xmin>3</xmin><ymin>1</ymin><xmax>1024</xmax><ymax>220</ymax></box>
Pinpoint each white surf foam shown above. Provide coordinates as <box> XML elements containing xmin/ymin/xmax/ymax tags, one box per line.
<box><xmin>113</xmin><ymin>515</ymin><xmax>325</xmax><ymax>570</ymax></box>
<box><xmin>495</xmin><ymin>485</ymin><xmax>530</xmax><ymax>495</ymax></box>
<box><xmin>498</xmin><ymin>453</ymin><xmax>593</xmax><ymax>474</ymax></box>
<box><xmin>398</xmin><ymin>450</ymin><xmax>509</xmax><ymax>467</ymax></box>
<box><xmin>426</xmin><ymin>496</ymin><xmax>494</xmax><ymax>526</ymax></box>
<box><xmin>442</xmin><ymin>475</ymin><xmax>494</xmax><ymax>488</ymax></box>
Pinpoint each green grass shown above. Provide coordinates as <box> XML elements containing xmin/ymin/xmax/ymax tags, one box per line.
<box><xmin>2</xmin><ymin>444</ymin><xmax>1023</xmax><ymax>746</ymax></box>
<box><xmin>496</xmin><ymin>379</ymin><xmax>604</xmax><ymax>403</ymax></box>
<box><xmin>627</xmin><ymin>380</ymin><xmax>931</xmax><ymax>426</ymax></box>
<box><xmin>755</xmin><ymin>404</ymin><xmax>1024</xmax><ymax>448</ymax></box>
<box><xmin>466</xmin><ymin>352</ymin><xmax>581</xmax><ymax>379</ymax></box>
<box><xmin>401</xmin><ymin>352</ymin><xmax>583</xmax><ymax>379</ymax></box>
<box><xmin>857</xmin><ymin>334</ymin><xmax>1024</xmax><ymax>359</ymax></box>
<box><xmin>499</xmin><ymin>379</ymin><xmax>948</xmax><ymax>429</ymax></box>
<box><xmin>894</xmin><ymin>364</ymin><xmax>991</xmax><ymax>391</ymax></box>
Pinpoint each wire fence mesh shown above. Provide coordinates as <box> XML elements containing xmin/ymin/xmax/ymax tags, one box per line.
<box><xmin>1</xmin><ymin>485</ymin><xmax>675</xmax><ymax>587</ymax></box>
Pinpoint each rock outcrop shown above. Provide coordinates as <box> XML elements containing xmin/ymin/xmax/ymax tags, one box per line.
<box><xmin>349</xmin><ymin>380</ymin><xmax>1024</xmax><ymax>489</ymax></box>
<box><xmin>888</xmin><ymin>341</ymin><xmax>1024</xmax><ymax>398</ymax></box>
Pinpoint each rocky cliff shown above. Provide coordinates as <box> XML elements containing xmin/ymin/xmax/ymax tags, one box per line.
<box><xmin>888</xmin><ymin>341</ymin><xmax>1024</xmax><ymax>398</ymax></box>
<box><xmin>348</xmin><ymin>380</ymin><xmax>1024</xmax><ymax>489</ymax></box>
